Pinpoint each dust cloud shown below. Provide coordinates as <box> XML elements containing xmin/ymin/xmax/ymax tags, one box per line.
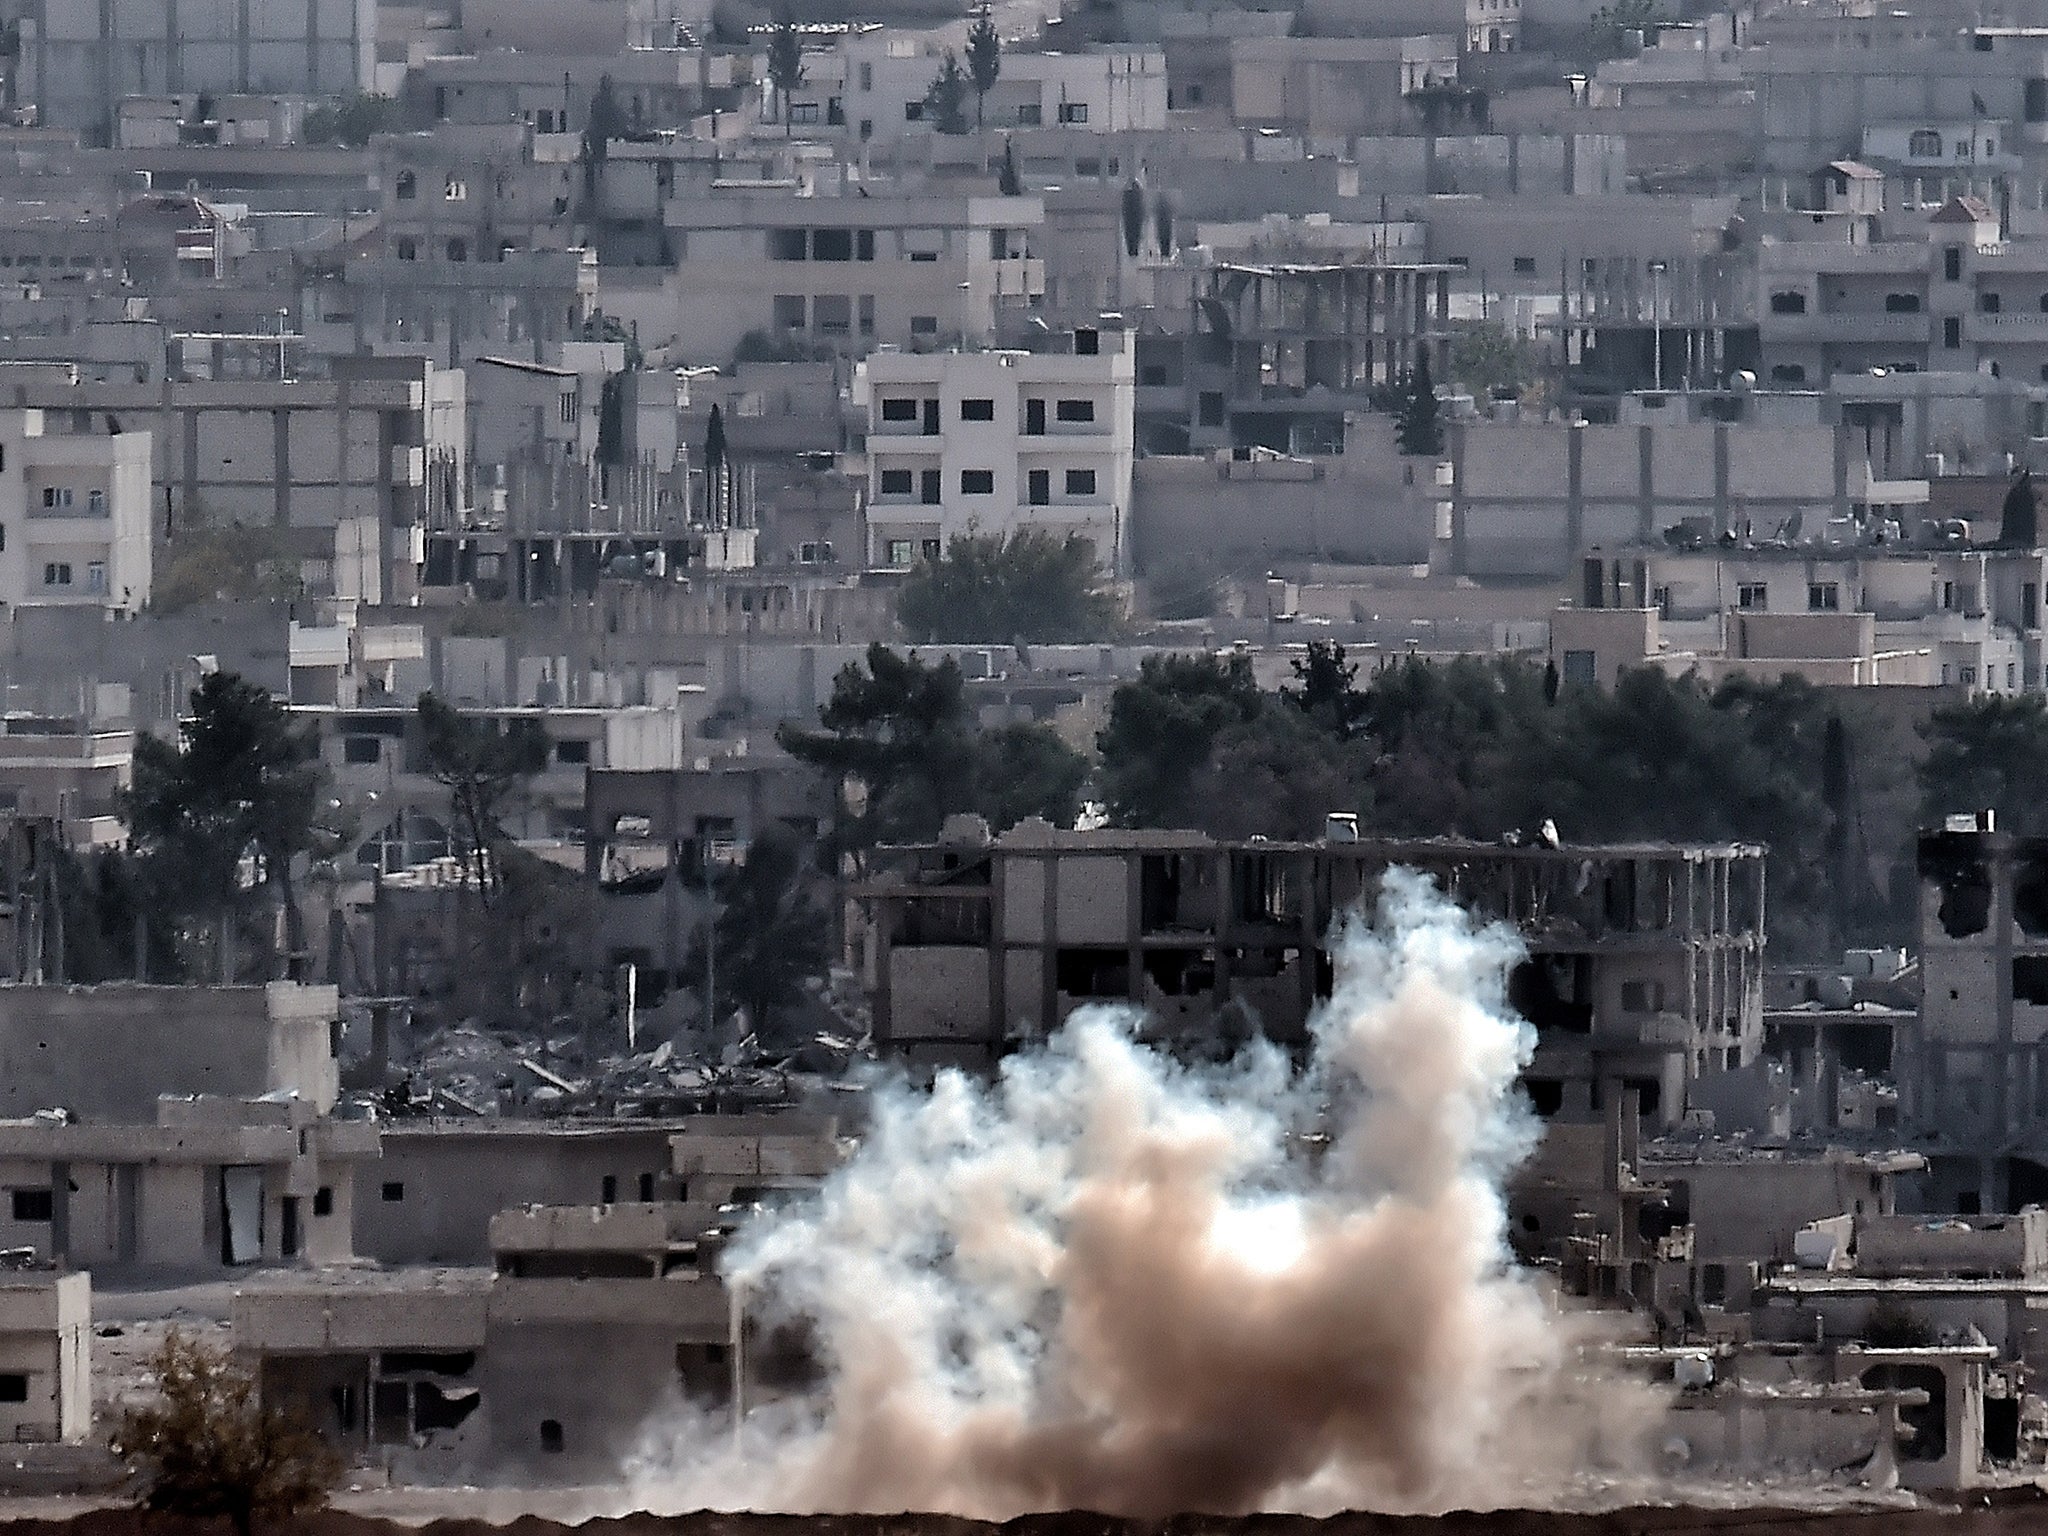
<box><xmin>628</xmin><ymin>871</ymin><xmax>1651</xmax><ymax>1518</ymax></box>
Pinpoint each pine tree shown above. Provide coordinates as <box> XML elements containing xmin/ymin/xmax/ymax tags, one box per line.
<box><xmin>996</xmin><ymin>137</ymin><xmax>1021</xmax><ymax>195</ymax></box>
<box><xmin>1121</xmin><ymin>180</ymin><xmax>1145</xmax><ymax>258</ymax></box>
<box><xmin>922</xmin><ymin>51</ymin><xmax>971</xmax><ymax>135</ymax></box>
<box><xmin>1397</xmin><ymin>350</ymin><xmax>1444</xmax><ymax>456</ymax></box>
<box><xmin>766</xmin><ymin>4</ymin><xmax>805</xmax><ymax>137</ymax></box>
<box><xmin>966</xmin><ymin>5</ymin><xmax>1001</xmax><ymax>130</ymax></box>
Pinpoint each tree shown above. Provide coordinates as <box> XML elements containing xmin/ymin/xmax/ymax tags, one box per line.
<box><xmin>1397</xmin><ymin>349</ymin><xmax>1444</xmax><ymax>455</ymax></box>
<box><xmin>1186</xmin><ymin>704</ymin><xmax>1371</xmax><ymax>841</ymax></box>
<box><xmin>923</xmin><ymin>51</ymin><xmax>971</xmax><ymax>135</ymax></box>
<box><xmin>1281</xmin><ymin>638</ymin><xmax>1368</xmax><ymax>740</ymax></box>
<box><xmin>113</xmin><ymin>1332</ymin><xmax>341</xmax><ymax>1536</ymax></box>
<box><xmin>1919</xmin><ymin>695</ymin><xmax>2048</xmax><ymax>836</ymax></box>
<box><xmin>766</xmin><ymin>4</ymin><xmax>806</xmax><ymax>136</ymax></box>
<box><xmin>1153</xmin><ymin>193</ymin><xmax>1174</xmax><ymax>256</ymax></box>
<box><xmin>1998</xmin><ymin>469</ymin><xmax>2039</xmax><ymax>549</ymax></box>
<box><xmin>1586</xmin><ymin>0</ymin><xmax>1662</xmax><ymax>55</ymax></box>
<box><xmin>125</xmin><ymin>672</ymin><xmax>324</xmax><ymax>981</ymax></box>
<box><xmin>1447</xmin><ymin>319</ymin><xmax>1538</xmax><ymax>403</ymax></box>
<box><xmin>151</xmin><ymin>522</ymin><xmax>303</xmax><ymax>613</ymax></box>
<box><xmin>778</xmin><ymin>646</ymin><xmax>1082</xmax><ymax>862</ymax></box>
<box><xmin>1096</xmin><ymin>652</ymin><xmax>1263</xmax><ymax>826</ymax></box>
<box><xmin>300</xmin><ymin>91</ymin><xmax>393</xmax><ymax>147</ymax></box>
<box><xmin>693</xmin><ymin>825</ymin><xmax>830</xmax><ymax>1042</ymax></box>
<box><xmin>582</xmin><ymin>72</ymin><xmax>627</xmax><ymax>196</ymax></box>
<box><xmin>996</xmin><ymin>137</ymin><xmax>1021</xmax><ymax>195</ymax></box>
<box><xmin>1121</xmin><ymin>179</ymin><xmax>1145</xmax><ymax>259</ymax></box>
<box><xmin>966</xmin><ymin>4</ymin><xmax>1001</xmax><ymax>129</ymax></box>
<box><xmin>897</xmin><ymin>529</ymin><xmax>1121</xmax><ymax>643</ymax></box>
<box><xmin>415</xmin><ymin>693</ymin><xmax>549</xmax><ymax>906</ymax></box>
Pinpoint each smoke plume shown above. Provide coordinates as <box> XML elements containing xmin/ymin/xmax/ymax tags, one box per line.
<box><xmin>633</xmin><ymin>871</ymin><xmax>1634</xmax><ymax>1517</ymax></box>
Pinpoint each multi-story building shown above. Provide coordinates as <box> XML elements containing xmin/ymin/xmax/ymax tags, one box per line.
<box><xmin>374</xmin><ymin>126</ymin><xmax>578</xmax><ymax>269</ymax></box>
<box><xmin>17</xmin><ymin>0</ymin><xmax>375</xmax><ymax>143</ymax></box>
<box><xmin>1551</xmin><ymin>532</ymin><xmax>2048</xmax><ymax>691</ymax></box>
<box><xmin>609</xmin><ymin>184</ymin><xmax>1045</xmax><ymax>365</ymax></box>
<box><xmin>859</xmin><ymin>819</ymin><xmax>1767</xmax><ymax>1129</ymax></box>
<box><xmin>854</xmin><ymin>329</ymin><xmax>1136</xmax><ymax>573</ymax></box>
<box><xmin>0</xmin><ymin>409</ymin><xmax>151</xmax><ymax>614</ymax></box>
<box><xmin>779</xmin><ymin>41</ymin><xmax>1168</xmax><ymax>144</ymax></box>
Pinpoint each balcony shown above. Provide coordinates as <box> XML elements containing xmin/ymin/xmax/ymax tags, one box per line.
<box><xmin>1963</xmin><ymin>311</ymin><xmax>2048</xmax><ymax>342</ymax></box>
<box><xmin>1759</xmin><ymin>310</ymin><xmax>1932</xmax><ymax>343</ymax></box>
<box><xmin>1759</xmin><ymin>244</ymin><xmax>1929</xmax><ymax>276</ymax></box>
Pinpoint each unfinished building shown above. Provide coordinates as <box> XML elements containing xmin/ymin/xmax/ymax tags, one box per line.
<box><xmin>858</xmin><ymin>818</ymin><xmax>1767</xmax><ymax>1131</ymax></box>
<box><xmin>1134</xmin><ymin>260</ymin><xmax>1454</xmax><ymax>455</ymax></box>
<box><xmin>1913</xmin><ymin>814</ymin><xmax>2048</xmax><ymax>1212</ymax></box>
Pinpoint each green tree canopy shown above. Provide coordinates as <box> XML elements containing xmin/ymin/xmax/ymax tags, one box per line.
<box><xmin>1096</xmin><ymin>652</ymin><xmax>1263</xmax><ymax>826</ymax></box>
<box><xmin>766</xmin><ymin>4</ymin><xmax>806</xmax><ymax>134</ymax></box>
<box><xmin>1396</xmin><ymin>349</ymin><xmax>1444</xmax><ymax>455</ymax></box>
<box><xmin>692</xmin><ymin>824</ymin><xmax>830</xmax><ymax>1042</ymax></box>
<box><xmin>966</xmin><ymin>6</ymin><xmax>1001</xmax><ymax>128</ymax></box>
<box><xmin>416</xmin><ymin>693</ymin><xmax>550</xmax><ymax>903</ymax></box>
<box><xmin>300</xmin><ymin>92</ymin><xmax>393</xmax><ymax>147</ymax></box>
<box><xmin>898</xmin><ymin>529</ymin><xmax>1120</xmax><ymax>643</ymax></box>
<box><xmin>923</xmin><ymin>51</ymin><xmax>971</xmax><ymax>135</ymax></box>
<box><xmin>125</xmin><ymin>671</ymin><xmax>323</xmax><ymax>980</ymax></box>
<box><xmin>1919</xmin><ymin>695</ymin><xmax>2048</xmax><ymax>835</ymax></box>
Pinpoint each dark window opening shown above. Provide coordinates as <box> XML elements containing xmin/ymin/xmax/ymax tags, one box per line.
<box><xmin>2016</xmin><ymin>853</ymin><xmax>2048</xmax><ymax>935</ymax></box>
<box><xmin>10</xmin><ymin>1189</ymin><xmax>51</xmax><ymax>1222</ymax></box>
<box><xmin>382</xmin><ymin>1351</ymin><xmax>475</xmax><ymax>1376</ymax></box>
<box><xmin>601</xmin><ymin>1175</ymin><xmax>618</xmax><ymax>1204</ymax></box>
<box><xmin>381</xmin><ymin>1181</ymin><xmax>405</xmax><ymax>1203</ymax></box>
<box><xmin>413</xmin><ymin>1381</ymin><xmax>479</xmax><ymax>1432</ymax></box>
<box><xmin>2015</xmin><ymin>956</ymin><xmax>2048</xmax><ymax>1004</ymax></box>
<box><xmin>1524</xmin><ymin>1077</ymin><xmax>1564</xmax><ymax>1116</ymax></box>
<box><xmin>0</xmin><ymin>1374</ymin><xmax>26</xmax><ymax>1403</ymax></box>
<box><xmin>1508</xmin><ymin>955</ymin><xmax>1593</xmax><ymax>1033</ymax></box>
<box><xmin>539</xmin><ymin>1419</ymin><xmax>565</xmax><ymax>1453</ymax></box>
<box><xmin>313</xmin><ymin>1186</ymin><xmax>333</xmax><ymax>1217</ymax></box>
<box><xmin>1056</xmin><ymin>947</ymin><xmax>1129</xmax><ymax>998</ymax></box>
<box><xmin>1861</xmin><ymin>1364</ymin><xmax>1947</xmax><ymax>1461</ymax></box>
<box><xmin>1141</xmin><ymin>948</ymin><xmax>1215</xmax><ymax>996</ymax></box>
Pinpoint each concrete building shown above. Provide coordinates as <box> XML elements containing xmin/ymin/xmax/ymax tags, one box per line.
<box><xmin>0</xmin><ymin>1265</ymin><xmax>88</xmax><ymax>1446</ymax></box>
<box><xmin>607</xmin><ymin>184</ymin><xmax>1045</xmax><ymax>365</ymax></box>
<box><xmin>0</xmin><ymin>410</ymin><xmax>151</xmax><ymax>614</ymax></box>
<box><xmin>779</xmin><ymin>41</ymin><xmax>1168</xmax><ymax>144</ymax></box>
<box><xmin>859</xmin><ymin>820</ymin><xmax>1767</xmax><ymax>1131</ymax></box>
<box><xmin>18</xmin><ymin>0</ymin><xmax>376</xmax><ymax>142</ymax></box>
<box><xmin>1551</xmin><ymin>532</ymin><xmax>2048</xmax><ymax>692</ymax></box>
<box><xmin>854</xmin><ymin>330</ymin><xmax>1136</xmax><ymax>573</ymax></box>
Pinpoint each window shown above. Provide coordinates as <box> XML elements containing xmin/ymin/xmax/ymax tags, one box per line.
<box><xmin>904</xmin><ymin>101</ymin><xmax>925</xmax><ymax>121</ymax></box>
<box><xmin>443</xmin><ymin>177</ymin><xmax>467</xmax><ymax>201</ymax></box>
<box><xmin>960</xmin><ymin>469</ymin><xmax>995</xmax><ymax>494</ymax></box>
<box><xmin>856</xmin><ymin>229</ymin><xmax>875</xmax><ymax>261</ymax></box>
<box><xmin>828</xmin><ymin>97</ymin><xmax>844</xmax><ymax>125</ymax></box>
<box><xmin>1512</xmin><ymin>255</ymin><xmax>1536</xmax><ymax>275</ymax></box>
<box><xmin>2030</xmin><ymin>78</ymin><xmax>2048</xmax><ymax>123</ymax></box>
<box><xmin>1981</xmin><ymin>291</ymin><xmax>2003</xmax><ymax>312</ymax></box>
<box><xmin>1065</xmin><ymin>468</ymin><xmax>1097</xmax><ymax>496</ymax></box>
<box><xmin>768</xmin><ymin>228</ymin><xmax>807</xmax><ymax>261</ymax></box>
<box><xmin>812</xmin><ymin>227</ymin><xmax>852</xmax><ymax>261</ymax></box>
<box><xmin>445</xmin><ymin>237</ymin><xmax>467</xmax><ymax>263</ymax></box>
<box><xmin>881</xmin><ymin>397</ymin><xmax>919</xmax><ymax>423</ymax></box>
<box><xmin>789</xmin><ymin>102</ymin><xmax>820</xmax><ymax>124</ymax></box>
<box><xmin>1028</xmin><ymin>469</ymin><xmax>1051</xmax><ymax>505</ymax></box>
<box><xmin>919</xmin><ymin>469</ymin><xmax>941</xmax><ymax>504</ymax></box>
<box><xmin>1075</xmin><ymin>157</ymin><xmax>1101</xmax><ymax>177</ymax></box>
<box><xmin>1198</xmin><ymin>391</ymin><xmax>1224</xmax><ymax>427</ymax></box>
<box><xmin>1770</xmin><ymin>363</ymin><xmax>1807</xmax><ymax>383</ymax></box>
<box><xmin>1620</xmin><ymin>980</ymin><xmax>1665</xmax><ymax>1012</ymax></box>
<box><xmin>40</xmin><ymin>486</ymin><xmax>70</xmax><ymax>510</ymax></box>
<box><xmin>0</xmin><ymin>1376</ymin><xmax>24</xmax><ymax>1404</ymax></box>
<box><xmin>879</xmin><ymin>468</ymin><xmax>913</xmax><ymax>496</ymax></box>
<box><xmin>381</xmin><ymin>1181</ymin><xmax>405</xmax><ymax>1202</ymax></box>
<box><xmin>960</xmin><ymin>398</ymin><xmax>995</xmax><ymax>421</ymax></box>
<box><xmin>556</xmin><ymin>739</ymin><xmax>590</xmax><ymax>765</ymax></box>
<box><xmin>313</xmin><ymin>1187</ymin><xmax>334</xmax><ymax>1217</ymax></box>
<box><xmin>1561</xmin><ymin>649</ymin><xmax>1596</xmax><ymax>686</ymax></box>
<box><xmin>813</xmin><ymin>294</ymin><xmax>851</xmax><ymax>334</ymax></box>
<box><xmin>395</xmin><ymin>170</ymin><xmax>416</xmax><ymax>200</ymax></box>
<box><xmin>1017</xmin><ymin>103</ymin><xmax>1042</xmax><ymax>125</ymax></box>
<box><xmin>910</xmin><ymin>315</ymin><xmax>939</xmax><ymax>335</ymax></box>
<box><xmin>540</xmin><ymin>1421</ymin><xmax>564</xmax><ymax>1454</ymax></box>
<box><xmin>601</xmin><ymin>1175</ymin><xmax>618</xmax><ymax>1204</ymax></box>
<box><xmin>394</xmin><ymin>235</ymin><xmax>417</xmax><ymax>262</ymax></box>
<box><xmin>886</xmin><ymin>539</ymin><xmax>915</xmax><ymax>566</ymax></box>
<box><xmin>559</xmin><ymin>391</ymin><xmax>577</xmax><ymax>425</ymax></box>
<box><xmin>1057</xmin><ymin>101</ymin><xmax>1088</xmax><ymax>123</ymax></box>
<box><xmin>858</xmin><ymin>295</ymin><xmax>875</xmax><ymax>335</ymax></box>
<box><xmin>1884</xmin><ymin>292</ymin><xmax>1921</xmax><ymax>312</ymax></box>
<box><xmin>1769</xmin><ymin>290</ymin><xmax>1807</xmax><ymax>314</ymax></box>
<box><xmin>859</xmin><ymin>62</ymin><xmax>873</xmax><ymax>90</ymax></box>
<box><xmin>42</xmin><ymin>563</ymin><xmax>69</xmax><ymax>587</ymax></box>
<box><xmin>1737</xmin><ymin>582</ymin><xmax>1767</xmax><ymax>610</ymax></box>
<box><xmin>1054</xmin><ymin>398</ymin><xmax>1095</xmax><ymax>423</ymax></box>
<box><xmin>773</xmin><ymin>294</ymin><xmax>806</xmax><ymax>330</ymax></box>
<box><xmin>922</xmin><ymin>537</ymin><xmax>942</xmax><ymax>562</ymax></box>
<box><xmin>1945</xmin><ymin>315</ymin><xmax>1963</xmax><ymax>347</ymax></box>
<box><xmin>1909</xmin><ymin>128</ymin><xmax>1942</xmax><ymax>156</ymax></box>
<box><xmin>1808</xmin><ymin>582</ymin><xmax>1841</xmax><ymax>611</ymax></box>
<box><xmin>1946</xmin><ymin>246</ymin><xmax>1963</xmax><ymax>281</ymax></box>
<box><xmin>344</xmin><ymin>735</ymin><xmax>381</xmax><ymax>764</ymax></box>
<box><xmin>10</xmin><ymin>1188</ymin><xmax>51</xmax><ymax>1222</ymax></box>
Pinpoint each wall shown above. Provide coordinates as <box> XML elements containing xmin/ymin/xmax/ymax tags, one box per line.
<box><xmin>0</xmin><ymin>983</ymin><xmax>338</xmax><ymax>1123</ymax></box>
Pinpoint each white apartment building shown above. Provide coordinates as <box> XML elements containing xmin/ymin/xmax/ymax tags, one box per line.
<box><xmin>780</xmin><ymin>42</ymin><xmax>1167</xmax><ymax>144</ymax></box>
<box><xmin>608</xmin><ymin>186</ymin><xmax>1045</xmax><ymax>365</ymax></box>
<box><xmin>0</xmin><ymin>412</ymin><xmax>151</xmax><ymax>614</ymax></box>
<box><xmin>855</xmin><ymin>331</ymin><xmax>1136</xmax><ymax>574</ymax></box>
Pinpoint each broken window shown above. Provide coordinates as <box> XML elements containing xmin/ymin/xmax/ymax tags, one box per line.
<box><xmin>1523</xmin><ymin>1077</ymin><xmax>1564</xmax><ymax>1117</ymax></box>
<box><xmin>1141</xmin><ymin>949</ymin><xmax>1214</xmax><ymax>996</ymax></box>
<box><xmin>10</xmin><ymin>1189</ymin><xmax>51</xmax><ymax>1222</ymax></box>
<box><xmin>1620</xmin><ymin>979</ymin><xmax>1665</xmax><ymax>1013</ymax></box>
<box><xmin>1140</xmin><ymin>855</ymin><xmax>1184</xmax><ymax>931</ymax></box>
<box><xmin>1508</xmin><ymin>955</ymin><xmax>1593</xmax><ymax>1033</ymax></box>
<box><xmin>412</xmin><ymin>1382</ymin><xmax>480</xmax><ymax>1432</ymax></box>
<box><xmin>1920</xmin><ymin>832</ymin><xmax>1993</xmax><ymax>937</ymax></box>
<box><xmin>1056</xmin><ymin>948</ymin><xmax>1129</xmax><ymax>998</ymax></box>
<box><xmin>218</xmin><ymin>1167</ymin><xmax>263</xmax><ymax>1265</ymax></box>
<box><xmin>313</xmin><ymin>1187</ymin><xmax>333</xmax><ymax>1217</ymax></box>
<box><xmin>372</xmin><ymin>1381</ymin><xmax>411</xmax><ymax>1444</ymax></box>
<box><xmin>381</xmin><ymin>1352</ymin><xmax>475</xmax><ymax>1377</ymax></box>
<box><xmin>2016</xmin><ymin>847</ymin><xmax>2048</xmax><ymax>936</ymax></box>
<box><xmin>2015</xmin><ymin>957</ymin><xmax>2048</xmax><ymax>1005</ymax></box>
<box><xmin>1861</xmin><ymin>1364</ymin><xmax>1947</xmax><ymax>1462</ymax></box>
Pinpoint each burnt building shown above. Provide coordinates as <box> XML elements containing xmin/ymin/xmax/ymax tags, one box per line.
<box><xmin>858</xmin><ymin>817</ymin><xmax>1767</xmax><ymax>1131</ymax></box>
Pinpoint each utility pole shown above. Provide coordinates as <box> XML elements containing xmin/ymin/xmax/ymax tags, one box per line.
<box><xmin>703</xmin><ymin>832</ymin><xmax>716</xmax><ymax>1040</ymax></box>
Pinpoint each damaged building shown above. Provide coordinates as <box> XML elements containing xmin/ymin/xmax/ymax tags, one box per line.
<box><xmin>859</xmin><ymin>818</ymin><xmax>1767</xmax><ymax>1134</ymax></box>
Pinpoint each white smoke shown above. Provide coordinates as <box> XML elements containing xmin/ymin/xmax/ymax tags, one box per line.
<box><xmin>629</xmin><ymin>870</ymin><xmax>1645</xmax><ymax>1517</ymax></box>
